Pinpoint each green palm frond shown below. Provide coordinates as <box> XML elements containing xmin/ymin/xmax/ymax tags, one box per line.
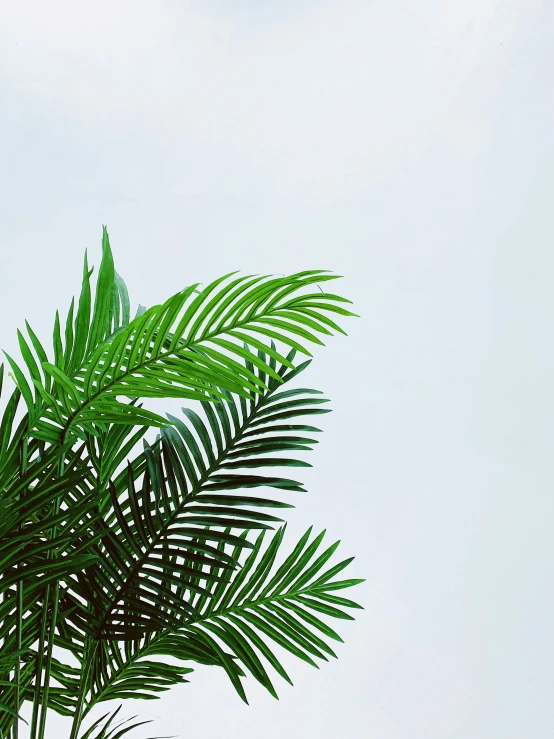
<box><xmin>180</xmin><ymin>525</ymin><xmax>364</xmax><ymax>702</ymax></box>
<box><xmin>6</xmin><ymin>228</ymin><xmax>355</xmax><ymax>444</ymax></box>
<box><xmin>62</xmin><ymin>346</ymin><xmax>329</xmax><ymax>641</ymax></box>
<box><xmin>71</xmin><ymin>526</ymin><xmax>363</xmax><ymax>714</ymax></box>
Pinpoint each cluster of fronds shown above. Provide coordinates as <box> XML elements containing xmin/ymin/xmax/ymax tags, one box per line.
<box><xmin>0</xmin><ymin>227</ymin><xmax>362</xmax><ymax>739</ymax></box>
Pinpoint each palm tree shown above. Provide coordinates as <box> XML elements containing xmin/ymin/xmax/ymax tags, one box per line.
<box><xmin>0</xmin><ymin>227</ymin><xmax>364</xmax><ymax>739</ymax></box>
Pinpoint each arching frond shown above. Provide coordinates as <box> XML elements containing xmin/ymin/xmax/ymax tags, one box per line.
<box><xmin>6</xmin><ymin>229</ymin><xmax>355</xmax><ymax>444</ymax></box>
<box><xmin>178</xmin><ymin>526</ymin><xmax>364</xmax><ymax>702</ymax></box>
<box><xmin>62</xmin><ymin>527</ymin><xmax>363</xmax><ymax>719</ymax></box>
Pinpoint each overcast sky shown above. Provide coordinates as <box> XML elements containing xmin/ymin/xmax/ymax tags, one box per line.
<box><xmin>1</xmin><ymin>1</ymin><xmax>554</xmax><ymax>737</ymax></box>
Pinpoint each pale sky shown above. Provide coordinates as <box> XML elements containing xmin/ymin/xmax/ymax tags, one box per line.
<box><xmin>1</xmin><ymin>1</ymin><xmax>554</xmax><ymax>737</ymax></box>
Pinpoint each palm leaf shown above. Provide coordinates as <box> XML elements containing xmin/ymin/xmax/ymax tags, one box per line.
<box><xmin>179</xmin><ymin>526</ymin><xmax>364</xmax><ymax>702</ymax></box>
<box><xmin>66</xmin><ymin>526</ymin><xmax>363</xmax><ymax>716</ymax></box>
<box><xmin>7</xmin><ymin>228</ymin><xmax>355</xmax><ymax>444</ymax></box>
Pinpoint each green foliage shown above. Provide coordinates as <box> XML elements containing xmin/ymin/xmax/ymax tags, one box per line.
<box><xmin>0</xmin><ymin>227</ymin><xmax>363</xmax><ymax>739</ymax></box>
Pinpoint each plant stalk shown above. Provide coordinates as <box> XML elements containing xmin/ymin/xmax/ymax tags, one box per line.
<box><xmin>36</xmin><ymin>452</ymin><xmax>66</xmax><ymax>739</ymax></box>
<box><xmin>13</xmin><ymin>437</ymin><xmax>28</xmax><ymax>739</ymax></box>
<box><xmin>29</xmin><ymin>583</ymin><xmax>51</xmax><ymax>739</ymax></box>
<box><xmin>69</xmin><ymin>640</ymin><xmax>98</xmax><ymax>739</ymax></box>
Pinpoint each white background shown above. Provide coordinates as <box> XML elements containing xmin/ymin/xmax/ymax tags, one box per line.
<box><xmin>1</xmin><ymin>1</ymin><xmax>554</xmax><ymax>737</ymax></box>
